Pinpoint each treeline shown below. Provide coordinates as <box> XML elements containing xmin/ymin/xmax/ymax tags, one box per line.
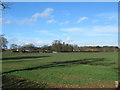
<box><xmin>9</xmin><ymin>40</ymin><xmax>74</xmax><ymax>53</ymax></box>
<box><xmin>52</xmin><ymin>40</ymin><xmax>73</xmax><ymax>52</ymax></box>
<box><xmin>79</xmin><ymin>46</ymin><xmax>119</xmax><ymax>52</ymax></box>
<box><xmin>9</xmin><ymin>40</ymin><xmax>119</xmax><ymax>53</ymax></box>
<box><xmin>0</xmin><ymin>35</ymin><xmax>119</xmax><ymax>53</ymax></box>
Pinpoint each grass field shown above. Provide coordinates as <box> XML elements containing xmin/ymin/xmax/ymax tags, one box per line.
<box><xmin>2</xmin><ymin>52</ymin><xmax>118</xmax><ymax>88</ymax></box>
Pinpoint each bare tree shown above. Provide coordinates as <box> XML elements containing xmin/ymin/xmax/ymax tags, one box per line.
<box><xmin>10</xmin><ymin>44</ymin><xmax>18</xmax><ymax>50</ymax></box>
<box><xmin>0</xmin><ymin>1</ymin><xmax>9</xmax><ymax>10</ymax></box>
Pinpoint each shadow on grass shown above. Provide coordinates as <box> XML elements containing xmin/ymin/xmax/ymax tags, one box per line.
<box><xmin>2</xmin><ymin>58</ymin><xmax>115</xmax><ymax>74</ymax></box>
<box><xmin>2</xmin><ymin>75</ymin><xmax>49</xmax><ymax>88</ymax></box>
<box><xmin>3</xmin><ymin>59</ymin><xmax>43</xmax><ymax>63</ymax></box>
<box><xmin>1</xmin><ymin>56</ymin><xmax>50</xmax><ymax>60</ymax></box>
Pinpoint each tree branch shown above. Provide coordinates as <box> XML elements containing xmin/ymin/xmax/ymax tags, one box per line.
<box><xmin>0</xmin><ymin>1</ymin><xmax>9</xmax><ymax>10</ymax></box>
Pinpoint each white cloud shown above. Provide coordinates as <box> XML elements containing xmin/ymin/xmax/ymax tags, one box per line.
<box><xmin>25</xmin><ymin>40</ymin><xmax>50</xmax><ymax>46</ymax></box>
<box><xmin>18</xmin><ymin>18</ymin><xmax>37</xmax><ymax>25</ymax></box>
<box><xmin>35</xmin><ymin>40</ymin><xmax>50</xmax><ymax>46</ymax></box>
<box><xmin>92</xmin><ymin>25</ymin><xmax>118</xmax><ymax>33</ymax></box>
<box><xmin>4</xmin><ymin>20</ymin><xmax>12</xmax><ymax>25</ymax></box>
<box><xmin>77</xmin><ymin>16</ymin><xmax>88</xmax><ymax>23</ymax></box>
<box><xmin>32</xmin><ymin>8</ymin><xmax>54</xmax><ymax>18</ymax></box>
<box><xmin>18</xmin><ymin>19</ymin><xmax>26</xmax><ymax>25</ymax></box>
<box><xmin>92</xmin><ymin>19</ymin><xmax>99</xmax><ymax>23</ymax></box>
<box><xmin>60</xmin><ymin>20</ymin><xmax>70</xmax><ymax>25</ymax></box>
<box><xmin>7</xmin><ymin>36</ymin><xmax>52</xmax><ymax>47</ymax></box>
<box><xmin>37</xmin><ymin>30</ymin><xmax>50</xmax><ymax>34</ymax></box>
<box><xmin>46</xmin><ymin>19</ymin><xmax>56</xmax><ymax>24</ymax></box>
<box><xmin>60</xmin><ymin>25</ymin><xmax>117</xmax><ymax>37</ymax></box>
<box><xmin>18</xmin><ymin>8</ymin><xmax>54</xmax><ymax>24</ymax></box>
<box><xmin>0</xmin><ymin>18</ymin><xmax>2</xmax><ymax>25</ymax></box>
<box><xmin>95</xmin><ymin>12</ymin><xmax>117</xmax><ymax>25</ymax></box>
<box><xmin>84</xmin><ymin>25</ymin><xmax>118</xmax><ymax>37</ymax></box>
<box><xmin>72</xmin><ymin>40</ymin><xmax>118</xmax><ymax>46</ymax></box>
<box><xmin>36</xmin><ymin>30</ymin><xmax>58</xmax><ymax>37</ymax></box>
<box><xmin>61</xmin><ymin>27</ymin><xmax>83</xmax><ymax>33</ymax></box>
<box><xmin>86</xmin><ymin>33</ymin><xmax>115</xmax><ymax>37</ymax></box>
<box><xmin>65</xmin><ymin>37</ymin><xmax>73</xmax><ymax>42</ymax></box>
<box><xmin>7</xmin><ymin>37</ymin><xmax>18</xmax><ymax>45</ymax></box>
<box><xmin>96</xmin><ymin>12</ymin><xmax>117</xmax><ymax>21</ymax></box>
<box><xmin>1</xmin><ymin>19</ymin><xmax>12</xmax><ymax>25</ymax></box>
<box><xmin>0</xmin><ymin>18</ymin><xmax>2</xmax><ymax>21</ymax></box>
<box><xmin>108</xmin><ymin>16</ymin><xmax>115</xmax><ymax>21</ymax></box>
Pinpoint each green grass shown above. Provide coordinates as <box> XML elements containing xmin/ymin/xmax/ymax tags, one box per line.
<box><xmin>2</xmin><ymin>52</ymin><xmax>118</xmax><ymax>88</ymax></box>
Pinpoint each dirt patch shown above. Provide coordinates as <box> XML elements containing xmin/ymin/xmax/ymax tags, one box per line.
<box><xmin>2</xmin><ymin>75</ymin><xmax>49</xmax><ymax>88</ymax></box>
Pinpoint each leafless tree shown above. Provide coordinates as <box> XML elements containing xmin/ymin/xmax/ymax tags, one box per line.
<box><xmin>0</xmin><ymin>1</ymin><xmax>9</xmax><ymax>10</ymax></box>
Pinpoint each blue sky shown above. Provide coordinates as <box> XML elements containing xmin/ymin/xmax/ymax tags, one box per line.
<box><xmin>2</xmin><ymin>2</ymin><xmax>118</xmax><ymax>47</ymax></box>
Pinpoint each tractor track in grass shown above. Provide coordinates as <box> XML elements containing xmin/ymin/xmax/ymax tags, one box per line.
<box><xmin>2</xmin><ymin>58</ymin><xmax>113</xmax><ymax>75</ymax></box>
